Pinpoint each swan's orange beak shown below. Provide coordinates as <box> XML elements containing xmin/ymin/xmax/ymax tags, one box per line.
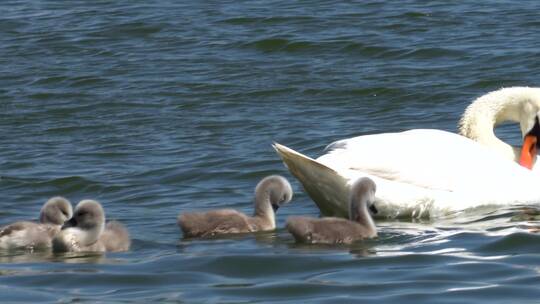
<box><xmin>519</xmin><ymin>134</ymin><xmax>538</xmax><ymax>170</ymax></box>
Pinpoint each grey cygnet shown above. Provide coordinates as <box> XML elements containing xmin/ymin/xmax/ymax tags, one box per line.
<box><xmin>52</xmin><ymin>200</ymin><xmax>130</xmax><ymax>253</ymax></box>
<box><xmin>0</xmin><ymin>197</ymin><xmax>73</xmax><ymax>250</ymax></box>
<box><xmin>286</xmin><ymin>177</ymin><xmax>377</xmax><ymax>244</ymax></box>
<box><xmin>178</xmin><ymin>175</ymin><xmax>293</xmax><ymax>238</ymax></box>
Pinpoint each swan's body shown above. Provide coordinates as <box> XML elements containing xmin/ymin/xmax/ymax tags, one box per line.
<box><xmin>53</xmin><ymin>200</ymin><xmax>130</xmax><ymax>253</ymax></box>
<box><xmin>178</xmin><ymin>175</ymin><xmax>293</xmax><ymax>238</ymax></box>
<box><xmin>0</xmin><ymin>197</ymin><xmax>72</xmax><ymax>250</ymax></box>
<box><xmin>274</xmin><ymin>87</ymin><xmax>540</xmax><ymax>219</ymax></box>
<box><xmin>0</xmin><ymin>221</ymin><xmax>59</xmax><ymax>250</ymax></box>
<box><xmin>287</xmin><ymin>177</ymin><xmax>377</xmax><ymax>244</ymax></box>
<box><xmin>100</xmin><ymin>221</ymin><xmax>131</xmax><ymax>252</ymax></box>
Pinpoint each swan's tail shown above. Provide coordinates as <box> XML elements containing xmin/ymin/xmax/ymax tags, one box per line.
<box><xmin>272</xmin><ymin>143</ymin><xmax>350</xmax><ymax>217</ymax></box>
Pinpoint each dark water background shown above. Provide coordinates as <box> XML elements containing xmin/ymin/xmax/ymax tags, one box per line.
<box><xmin>2</xmin><ymin>1</ymin><xmax>540</xmax><ymax>302</ymax></box>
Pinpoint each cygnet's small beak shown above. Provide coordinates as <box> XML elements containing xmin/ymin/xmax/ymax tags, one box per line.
<box><xmin>369</xmin><ymin>203</ymin><xmax>378</xmax><ymax>215</ymax></box>
<box><xmin>272</xmin><ymin>203</ymin><xmax>280</xmax><ymax>212</ymax></box>
<box><xmin>61</xmin><ymin>217</ymin><xmax>77</xmax><ymax>230</ymax></box>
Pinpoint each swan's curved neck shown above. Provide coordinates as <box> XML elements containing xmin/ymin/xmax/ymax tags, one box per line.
<box><xmin>354</xmin><ymin>202</ymin><xmax>376</xmax><ymax>237</ymax></box>
<box><xmin>349</xmin><ymin>187</ymin><xmax>377</xmax><ymax>237</ymax></box>
<box><xmin>253</xmin><ymin>189</ymin><xmax>276</xmax><ymax>229</ymax></box>
<box><xmin>459</xmin><ymin>87</ymin><xmax>540</xmax><ymax>162</ymax></box>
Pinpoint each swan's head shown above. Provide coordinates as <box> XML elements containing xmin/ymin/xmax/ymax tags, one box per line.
<box><xmin>40</xmin><ymin>197</ymin><xmax>73</xmax><ymax>225</ymax></box>
<box><xmin>255</xmin><ymin>175</ymin><xmax>293</xmax><ymax>213</ymax></box>
<box><xmin>61</xmin><ymin>200</ymin><xmax>105</xmax><ymax>241</ymax></box>
<box><xmin>501</xmin><ymin>87</ymin><xmax>540</xmax><ymax>169</ymax></box>
<box><xmin>460</xmin><ymin>87</ymin><xmax>540</xmax><ymax>170</ymax></box>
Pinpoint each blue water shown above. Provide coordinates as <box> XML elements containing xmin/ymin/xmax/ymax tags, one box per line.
<box><xmin>1</xmin><ymin>1</ymin><xmax>540</xmax><ymax>302</ymax></box>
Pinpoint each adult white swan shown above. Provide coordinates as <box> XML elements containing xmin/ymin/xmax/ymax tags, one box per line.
<box><xmin>274</xmin><ymin>87</ymin><xmax>540</xmax><ymax>219</ymax></box>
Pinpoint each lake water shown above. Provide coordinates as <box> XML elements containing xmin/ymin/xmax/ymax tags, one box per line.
<box><xmin>2</xmin><ymin>1</ymin><xmax>540</xmax><ymax>303</ymax></box>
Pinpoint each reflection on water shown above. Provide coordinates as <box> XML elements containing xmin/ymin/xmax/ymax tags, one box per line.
<box><xmin>289</xmin><ymin>242</ymin><xmax>376</xmax><ymax>258</ymax></box>
<box><xmin>0</xmin><ymin>249</ymin><xmax>107</xmax><ymax>264</ymax></box>
<box><xmin>0</xmin><ymin>250</ymin><xmax>53</xmax><ymax>264</ymax></box>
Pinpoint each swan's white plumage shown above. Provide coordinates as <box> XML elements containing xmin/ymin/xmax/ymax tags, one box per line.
<box><xmin>274</xmin><ymin>131</ymin><xmax>538</xmax><ymax>219</ymax></box>
<box><xmin>319</xmin><ymin>129</ymin><xmax>536</xmax><ymax>193</ymax></box>
<box><xmin>274</xmin><ymin>87</ymin><xmax>540</xmax><ymax>219</ymax></box>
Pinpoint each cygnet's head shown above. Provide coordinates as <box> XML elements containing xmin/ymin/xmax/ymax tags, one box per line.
<box><xmin>349</xmin><ymin>177</ymin><xmax>377</xmax><ymax>221</ymax></box>
<box><xmin>62</xmin><ymin>200</ymin><xmax>105</xmax><ymax>234</ymax></box>
<box><xmin>40</xmin><ymin>196</ymin><xmax>73</xmax><ymax>225</ymax></box>
<box><xmin>255</xmin><ymin>175</ymin><xmax>293</xmax><ymax>212</ymax></box>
